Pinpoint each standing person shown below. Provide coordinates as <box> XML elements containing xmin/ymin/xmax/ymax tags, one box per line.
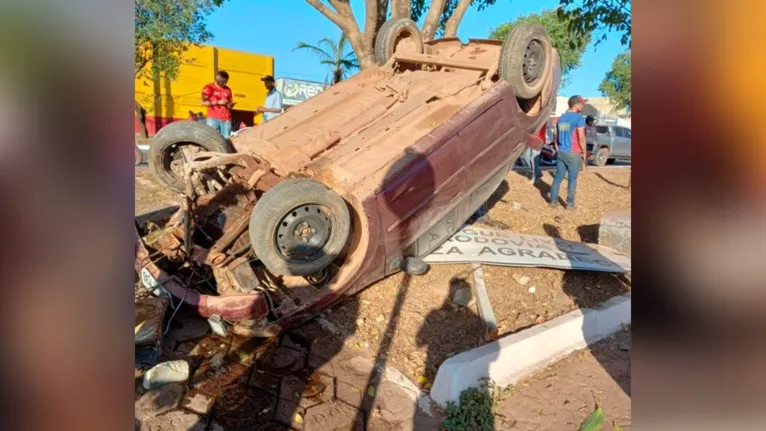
<box><xmin>527</xmin><ymin>121</ymin><xmax>548</xmax><ymax>184</ymax></box>
<box><xmin>201</xmin><ymin>70</ymin><xmax>235</xmax><ymax>137</ymax></box>
<box><xmin>549</xmin><ymin>95</ymin><xmax>588</xmax><ymax>210</ymax></box>
<box><xmin>256</xmin><ymin>75</ymin><xmax>283</xmax><ymax>121</ymax></box>
<box><xmin>585</xmin><ymin>115</ymin><xmax>597</xmax><ymax>159</ymax></box>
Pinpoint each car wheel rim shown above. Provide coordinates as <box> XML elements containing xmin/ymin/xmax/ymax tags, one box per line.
<box><xmin>275</xmin><ymin>204</ymin><xmax>333</xmax><ymax>263</ymax></box>
<box><xmin>523</xmin><ymin>39</ymin><xmax>544</xmax><ymax>84</ymax></box>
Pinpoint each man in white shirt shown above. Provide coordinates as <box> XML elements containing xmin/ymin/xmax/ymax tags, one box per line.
<box><xmin>256</xmin><ymin>75</ymin><xmax>283</xmax><ymax>122</ymax></box>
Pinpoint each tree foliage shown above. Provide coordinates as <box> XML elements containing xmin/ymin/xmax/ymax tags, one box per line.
<box><xmin>295</xmin><ymin>33</ymin><xmax>361</xmax><ymax>84</ymax></box>
<box><xmin>558</xmin><ymin>0</ymin><xmax>631</xmax><ymax>48</ymax></box>
<box><xmin>134</xmin><ymin>0</ymin><xmax>226</xmax><ymax>80</ymax></box>
<box><xmin>489</xmin><ymin>9</ymin><xmax>591</xmax><ymax>83</ymax></box>
<box><xmin>599</xmin><ymin>50</ymin><xmax>631</xmax><ymax>111</ymax></box>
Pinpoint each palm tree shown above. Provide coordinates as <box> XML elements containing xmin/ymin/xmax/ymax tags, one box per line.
<box><xmin>294</xmin><ymin>33</ymin><xmax>360</xmax><ymax>84</ymax></box>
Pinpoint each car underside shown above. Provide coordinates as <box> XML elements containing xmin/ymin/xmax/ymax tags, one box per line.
<box><xmin>135</xmin><ymin>19</ymin><xmax>561</xmax><ymax>337</ymax></box>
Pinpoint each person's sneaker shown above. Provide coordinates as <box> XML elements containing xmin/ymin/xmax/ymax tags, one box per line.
<box><xmin>566</xmin><ymin>204</ymin><xmax>576</xmax><ymax>211</ymax></box>
<box><xmin>549</xmin><ymin>201</ymin><xmax>559</xmax><ymax>208</ymax></box>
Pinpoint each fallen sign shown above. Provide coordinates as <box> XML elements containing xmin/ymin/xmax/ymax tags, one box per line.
<box><xmin>424</xmin><ymin>226</ymin><xmax>631</xmax><ymax>273</ymax></box>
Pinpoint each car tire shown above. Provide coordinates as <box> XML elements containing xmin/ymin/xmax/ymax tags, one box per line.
<box><xmin>249</xmin><ymin>178</ymin><xmax>352</xmax><ymax>277</ymax></box>
<box><xmin>593</xmin><ymin>147</ymin><xmax>610</xmax><ymax>167</ymax></box>
<box><xmin>606</xmin><ymin>158</ymin><xmax>616</xmax><ymax>165</ymax></box>
<box><xmin>135</xmin><ymin>145</ymin><xmax>143</xmax><ymax>166</ymax></box>
<box><xmin>498</xmin><ymin>23</ymin><xmax>553</xmax><ymax>100</ymax></box>
<box><xmin>374</xmin><ymin>17</ymin><xmax>424</xmax><ymax>65</ymax></box>
<box><xmin>148</xmin><ymin>120</ymin><xmax>232</xmax><ymax>193</ymax></box>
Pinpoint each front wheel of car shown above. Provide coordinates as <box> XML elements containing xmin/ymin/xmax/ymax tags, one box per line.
<box><xmin>249</xmin><ymin>178</ymin><xmax>352</xmax><ymax>277</ymax></box>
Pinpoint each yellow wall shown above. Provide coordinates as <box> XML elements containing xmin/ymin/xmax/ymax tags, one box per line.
<box><xmin>135</xmin><ymin>45</ymin><xmax>274</xmax><ymax>119</ymax></box>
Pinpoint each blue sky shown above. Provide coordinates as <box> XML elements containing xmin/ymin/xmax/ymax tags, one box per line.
<box><xmin>206</xmin><ymin>0</ymin><xmax>627</xmax><ymax>96</ymax></box>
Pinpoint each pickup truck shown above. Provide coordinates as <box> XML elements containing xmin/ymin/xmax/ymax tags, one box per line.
<box><xmin>587</xmin><ymin>124</ymin><xmax>632</xmax><ymax>166</ymax></box>
<box><xmin>136</xmin><ymin>19</ymin><xmax>561</xmax><ymax>335</ymax></box>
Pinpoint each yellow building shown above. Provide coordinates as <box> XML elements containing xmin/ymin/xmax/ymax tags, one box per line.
<box><xmin>135</xmin><ymin>45</ymin><xmax>274</xmax><ymax>135</ymax></box>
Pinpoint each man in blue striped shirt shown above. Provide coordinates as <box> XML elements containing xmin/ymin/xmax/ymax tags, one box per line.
<box><xmin>550</xmin><ymin>95</ymin><xmax>588</xmax><ymax>210</ymax></box>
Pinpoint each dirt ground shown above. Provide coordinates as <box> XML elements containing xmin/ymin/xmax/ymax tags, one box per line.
<box><xmin>135</xmin><ymin>165</ymin><xmax>632</xmax><ymax>391</ymax></box>
<box><xmin>496</xmin><ymin>330</ymin><xmax>632</xmax><ymax>430</ymax></box>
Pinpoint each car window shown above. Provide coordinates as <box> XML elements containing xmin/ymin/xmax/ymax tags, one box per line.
<box><xmin>622</xmin><ymin>128</ymin><xmax>631</xmax><ymax>138</ymax></box>
<box><xmin>614</xmin><ymin>127</ymin><xmax>626</xmax><ymax>138</ymax></box>
<box><xmin>596</xmin><ymin>126</ymin><xmax>609</xmax><ymax>135</ymax></box>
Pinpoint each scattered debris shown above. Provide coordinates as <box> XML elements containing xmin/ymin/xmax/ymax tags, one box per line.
<box><xmin>375</xmin><ymin>314</ymin><xmax>385</xmax><ymax>323</ymax></box>
<box><xmin>528</xmin><ymin>286</ymin><xmax>537</xmax><ymax>294</ymax></box>
<box><xmin>511</xmin><ymin>201</ymin><xmax>524</xmax><ymax>211</ymax></box>
<box><xmin>207</xmin><ymin>315</ymin><xmax>228</xmax><ymax>338</ymax></box>
<box><xmin>513</xmin><ymin>274</ymin><xmax>531</xmax><ymax>286</ymax></box>
<box><xmin>135</xmin><ymin>297</ymin><xmax>169</xmax><ymax>367</ymax></box>
<box><xmin>451</xmin><ymin>286</ymin><xmax>474</xmax><ymax>307</ymax></box>
<box><xmin>143</xmin><ymin>360</ymin><xmax>190</xmax><ymax>390</ymax></box>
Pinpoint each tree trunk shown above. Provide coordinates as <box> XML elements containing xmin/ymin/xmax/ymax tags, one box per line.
<box><xmin>135</xmin><ymin>100</ymin><xmax>148</xmax><ymax>138</ymax></box>
<box><xmin>443</xmin><ymin>0</ymin><xmax>471</xmax><ymax>38</ymax></box>
<box><xmin>333</xmin><ymin>68</ymin><xmax>343</xmax><ymax>84</ymax></box>
<box><xmin>391</xmin><ymin>0</ymin><xmax>411</xmax><ymax>19</ymax></box>
<box><xmin>306</xmin><ymin>0</ymin><xmax>376</xmax><ymax>69</ymax></box>
<box><xmin>421</xmin><ymin>0</ymin><xmax>447</xmax><ymax>41</ymax></box>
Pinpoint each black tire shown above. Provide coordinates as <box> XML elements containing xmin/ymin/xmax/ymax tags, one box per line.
<box><xmin>148</xmin><ymin>120</ymin><xmax>231</xmax><ymax>193</ymax></box>
<box><xmin>498</xmin><ymin>23</ymin><xmax>553</xmax><ymax>100</ymax></box>
<box><xmin>249</xmin><ymin>178</ymin><xmax>352</xmax><ymax>277</ymax></box>
<box><xmin>374</xmin><ymin>17</ymin><xmax>424</xmax><ymax>65</ymax></box>
<box><xmin>606</xmin><ymin>158</ymin><xmax>616</xmax><ymax>165</ymax></box>
<box><xmin>593</xmin><ymin>147</ymin><xmax>610</xmax><ymax>167</ymax></box>
<box><xmin>135</xmin><ymin>145</ymin><xmax>143</xmax><ymax>166</ymax></box>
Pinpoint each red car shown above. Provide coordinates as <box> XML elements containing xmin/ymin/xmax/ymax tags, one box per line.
<box><xmin>136</xmin><ymin>19</ymin><xmax>561</xmax><ymax>335</ymax></box>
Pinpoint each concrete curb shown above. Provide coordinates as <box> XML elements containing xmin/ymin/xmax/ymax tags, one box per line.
<box><xmin>430</xmin><ymin>293</ymin><xmax>631</xmax><ymax>407</ymax></box>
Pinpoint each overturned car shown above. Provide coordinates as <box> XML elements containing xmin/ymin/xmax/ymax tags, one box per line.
<box><xmin>135</xmin><ymin>19</ymin><xmax>561</xmax><ymax>337</ymax></box>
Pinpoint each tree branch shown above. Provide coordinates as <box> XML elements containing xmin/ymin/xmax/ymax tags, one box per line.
<box><xmin>443</xmin><ymin>0</ymin><xmax>470</xmax><ymax>38</ymax></box>
<box><xmin>305</xmin><ymin>0</ymin><xmax>346</xmax><ymax>28</ymax></box>
<box><xmin>391</xmin><ymin>0</ymin><xmax>411</xmax><ymax>19</ymax></box>
<box><xmin>421</xmin><ymin>0</ymin><xmax>447</xmax><ymax>41</ymax></box>
<box><xmin>307</xmin><ymin>0</ymin><xmax>377</xmax><ymax>69</ymax></box>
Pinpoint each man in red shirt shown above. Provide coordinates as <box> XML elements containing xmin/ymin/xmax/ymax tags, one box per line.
<box><xmin>201</xmin><ymin>70</ymin><xmax>235</xmax><ymax>137</ymax></box>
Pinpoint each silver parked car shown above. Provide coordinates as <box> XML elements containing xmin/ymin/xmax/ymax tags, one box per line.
<box><xmin>587</xmin><ymin>124</ymin><xmax>631</xmax><ymax>166</ymax></box>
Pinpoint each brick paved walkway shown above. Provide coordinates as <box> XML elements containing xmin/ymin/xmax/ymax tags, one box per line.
<box><xmin>135</xmin><ymin>315</ymin><xmax>441</xmax><ymax>431</ymax></box>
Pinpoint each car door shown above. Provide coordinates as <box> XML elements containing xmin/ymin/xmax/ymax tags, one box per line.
<box><xmin>621</xmin><ymin>127</ymin><xmax>632</xmax><ymax>159</ymax></box>
<box><xmin>611</xmin><ymin>127</ymin><xmax>628</xmax><ymax>157</ymax></box>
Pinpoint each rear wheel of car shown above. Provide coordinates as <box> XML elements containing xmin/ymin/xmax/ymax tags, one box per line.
<box><xmin>249</xmin><ymin>178</ymin><xmax>352</xmax><ymax>277</ymax></box>
<box><xmin>593</xmin><ymin>147</ymin><xmax>610</xmax><ymax>167</ymax></box>
<box><xmin>498</xmin><ymin>24</ymin><xmax>553</xmax><ymax>100</ymax></box>
<box><xmin>606</xmin><ymin>158</ymin><xmax>616</xmax><ymax>165</ymax></box>
<box><xmin>374</xmin><ymin>17</ymin><xmax>424</xmax><ymax>65</ymax></box>
<box><xmin>148</xmin><ymin>120</ymin><xmax>232</xmax><ymax>193</ymax></box>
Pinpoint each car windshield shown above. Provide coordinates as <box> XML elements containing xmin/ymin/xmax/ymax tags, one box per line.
<box><xmin>596</xmin><ymin>126</ymin><xmax>609</xmax><ymax>134</ymax></box>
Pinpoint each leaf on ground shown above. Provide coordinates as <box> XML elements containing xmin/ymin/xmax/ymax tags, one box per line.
<box><xmin>417</xmin><ymin>375</ymin><xmax>428</xmax><ymax>385</ymax></box>
<box><xmin>367</xmin><ymin>386</ymin><xmax>376</xmax><ymax>397</ymax></box>
<box><xmin>294</xmin><ymin>413</ymin><xmax>304</xmax><ymax>424</ymax></box>
<box><xmin>613</xmin><ymin>422</ymin><xmax>623</xmax><ymax>431</ymax></box>
<box><xmin>579</xmin><ymin>406</ymin><xmax>604</xmax><ymax>431</ymax></box>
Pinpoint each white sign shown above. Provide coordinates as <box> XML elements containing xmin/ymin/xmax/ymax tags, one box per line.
<box><xmin>275</xmin><ymin>78</ymin><xmax>330</xmax><ymax>105</ymax></box>
<box><xmin>424</xmin><ymin>226</ymin><xmax>631</xmax><ymax>273</ymax></box>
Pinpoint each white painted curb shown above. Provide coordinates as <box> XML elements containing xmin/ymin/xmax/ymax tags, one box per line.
<box><xmin>430</xmin><ymin>293</ymin><xmax>631</xmax><ymax>407</ymax></box>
